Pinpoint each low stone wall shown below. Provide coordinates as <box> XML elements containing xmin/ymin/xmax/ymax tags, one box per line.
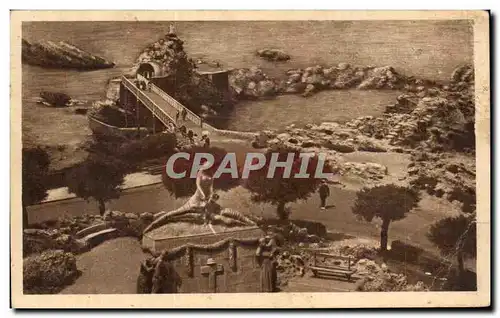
<box><xmin>88</xmin><ymin>115</ymin><xmax>149</xmax><ymax>139</ymax></box>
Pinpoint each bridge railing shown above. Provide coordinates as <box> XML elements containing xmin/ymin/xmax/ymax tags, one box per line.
<box><xmin>121</xmin><ymin>76</ymin><xmax>174</xmax><ymax>126</ymax></box>
<box><xmin>150</xmin><ymin>84</ymin><xmax>203</xmax><ymax>126</ymax></box>
<box><xmin>128</xmin><ymin>75</ymin><xmax>258</xmax><ymax>140</ymax></box>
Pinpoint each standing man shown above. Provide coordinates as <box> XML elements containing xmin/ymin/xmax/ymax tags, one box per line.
<box><xmin>175</xmin><ymin>110</ymin><xmax>180</xmax><ymax>123</ymax></box>
<box><xmin>203</xmin><ymin>135</ymin><xmax>211</xmax><ymax>148</ymax></box>
<box><xmin>318</xmin><ymin>179</ymin><xmax>330</xmax><ymax>210</ymax></box>
<box><xmin>181</xmin><ymin>108</ymin><xmax>187</xmax><ymax>121</ymax></box>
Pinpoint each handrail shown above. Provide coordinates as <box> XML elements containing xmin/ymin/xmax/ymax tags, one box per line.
<box><xmin>121</xmin><ymin>76</ymin><xmax>175</xmax><ymax>126</ymax></box>
<box><xmin>150</xmin><ymin>84</ymin><xmax>202</xmax><ymax>126</ymax></box>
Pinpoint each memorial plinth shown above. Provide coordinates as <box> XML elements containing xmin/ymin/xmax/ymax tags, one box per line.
<box><xmin>141</xmin><ymin>222</ymin><xmax>273</xmax><ymax>293</ymax></box>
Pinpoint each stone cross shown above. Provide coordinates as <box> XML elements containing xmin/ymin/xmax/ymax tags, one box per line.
<box><xmin>201</xmin><ymin>258</ymin><xmax>224</xmax><ymax>292</ymax></box>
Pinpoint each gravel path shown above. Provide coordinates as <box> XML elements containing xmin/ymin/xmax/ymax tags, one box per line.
<box><xmin>60</xmin><ymin>237</ymin><xmax>148</xmax><ymax>294</ymax></box>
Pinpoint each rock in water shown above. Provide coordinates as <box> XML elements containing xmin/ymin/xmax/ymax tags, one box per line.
<box><xmin>256</xmin><ymin>48</ymin><xmax>291</xmax><ymax>61</ymax></box>
<box><xmin>22</xmin><ymin>38</ymin><xmax>115</xmax><ymax>70</ymax></box>
<box><xmin>39</xmin><ymin>91</ymin><xmax>71</xmax><ymax>107</ymax></box>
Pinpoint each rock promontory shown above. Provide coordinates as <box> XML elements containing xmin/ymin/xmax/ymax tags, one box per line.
<box><xmin>22</xmin><ymin>39</ymin><xmax>115</xmax><ymax>70</ymax></box>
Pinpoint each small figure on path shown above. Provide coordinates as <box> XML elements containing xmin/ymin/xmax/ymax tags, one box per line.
<box><xmin>181</xmin><ymin>108</ymin><xmax>187</xmax><ymax>121</ymax></box>
<box><xmin>201</xmin><ymin>131</ymin><xmax>211</xmax><ymax>148</ymax></box>
<box><xmin>318</xmin><ymin>179</ymin><xmax>330</xmax><ymax>210</ymax></box>
<box><xmin>179</xmin><ymin>125</ymin><xmax>187</xmax><ymax>136</ymax></box>
<box><xmin>187</xmin><ymin>130</ymin><xmax>194</xmax><ymax>143</ymax></box>
<box><xmin>175</xmin><ymin>110</ymin><xmax>180</xmax><ymax>123</ymax></box>
<box><xmin>203</xmin><ymin>135</ymin><xmax>211</xmax><ymax>148</ymax></box>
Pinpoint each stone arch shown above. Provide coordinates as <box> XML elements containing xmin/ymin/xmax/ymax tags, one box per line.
<box><xmin>137</xmin><ymin>62</ymin><xmax>164</xmax><ymax>79</ymax></box>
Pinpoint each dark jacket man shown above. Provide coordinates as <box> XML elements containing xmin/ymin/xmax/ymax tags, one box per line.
<box><xmin>318</xmin><ymin>181</ymin><xmax>330</xmax><ymax>209</ymax></box>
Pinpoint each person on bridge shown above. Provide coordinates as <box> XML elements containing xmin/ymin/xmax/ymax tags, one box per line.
<box><xmin>318</xmin><ymin>179</ymin><xmax>330</xmax><ymax>210</ymax></box>
<box><xmin>181</xmin><ymin>108</ymin><xmax>187</xmax><ymax>121</ymax></box>
<box><xmin>175</xmin><ymin>111</ymin><xmax>180</xmax><ymax>123</ymax></box>
<box><xmin>187</xmin><ymin>130</ymin><xmax>194</xmax><ymax>143</ymax></box>
<box><xmin>179</xmin><ymin>125</ymin><xmax>187</xmax><ymax>136</ymax></box>
<box><xmin>203</xmin><ymin>135</ymin><xmax>211</xmax><ymax>148</ymax></box>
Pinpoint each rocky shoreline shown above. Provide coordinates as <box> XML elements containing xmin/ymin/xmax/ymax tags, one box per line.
<box><xmin>253</xmin><ymin>64</ymin><xmax>475</xmax><ymax>212</ymax></box>
<box><xmin>228</xmin><ymin>63</ymin><xmax>440</xmax><ymax>100</ymax></box>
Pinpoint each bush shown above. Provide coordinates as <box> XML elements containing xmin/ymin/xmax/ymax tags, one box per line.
<box><xmin>390</xmin><ymin>240</ymin><xmax>424</xmax><ymax>263</ymax></box>
<box><xmin>23</xmin><ymin>250</ymin><xmax>79</xmax><ymax>294</ymax></box>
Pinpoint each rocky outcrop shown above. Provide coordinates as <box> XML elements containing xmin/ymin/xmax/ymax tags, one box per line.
<box><xmin>23</xmin><ymin>250</ymin><xmax>79</xmax><ymax>294</ymax></box>
<box><xmin>280</xmin><ymin>64</ymin><xmax>409</xmax><ymax>97</ymax></box>
<box><xmin>22</xmin><ymin>38</ymin><xmax>115</xmax><ymax>70</ymax></box>
<box><xmin>229</xmin><ymin>67</ymin><xmax>279</xmax><ymax>99</ymax></box>
<box><xmin>254</xmin><ymin>65</ymin><xmax>475</xmax><ymax>194</ymax></box>
<box><xmin>256</xmin><ymin>48</ymin><xmax>291</xmax><ymax>62</ymax></box>
<box><xmin>344</xmin><ymin>65</ymin><xmax>475</xmax><ymax>153</ymax></box>
<box><xmin>134</xmin><ymin>33</ymin><xmax>190</xmax><ymax>77</ymax></box>
<box><xmin>407</xmin><ymin>152</ymin><xmax>476</xmax><ymax>212</ymax></box>
<box><xmin>133</xmin><ymin>33</ymin><xmax>230</xmax><ymax>114</ymax></box>
<box><xmin>260</xmin><ymin>122</ymin><xmax>392</xmax><ymax>182</ymax></box>
<box><xmin>38</xmin><ymin>91</ymin><xmax>71</xmax><ymax>107</ymax></box>
<box><xmin>354</xmin><ymin>258</ymin><xmax>429</xmax><ymax>291</ymax></box>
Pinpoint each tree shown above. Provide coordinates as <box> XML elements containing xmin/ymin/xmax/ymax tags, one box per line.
<box><xmin>352</xmin><ymin>184</ymin><xmax>421</xmax><ymax>252</ymax></box>
<box><xmin>427</xmin><ymin>214</ymin><xmax>476</xmax><ymax>279</ymax></box>
<box><xmin>243</xmin><ymin>146</ymin><xmax>331</xmax><ymax>220</ymax></box>
<box><xmin>22</xmin><ymin>147</ymin><xmax>50</xmax><ymax>228</ymax></box>
<box><xmin>67</xmin><ymin>155</ymin><xmax>127</xmax><ymax>215</ymax></box>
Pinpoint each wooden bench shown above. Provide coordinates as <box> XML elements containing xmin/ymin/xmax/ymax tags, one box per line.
<box><xmin>309</xmin><ymin>252</ymin><xmax>357</xmax><ymax>281</ymax></box>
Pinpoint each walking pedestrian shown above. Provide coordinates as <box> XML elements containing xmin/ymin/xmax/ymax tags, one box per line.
<box><xmin>181</xmin><ymin>108</ymin><xmax>187</xmax><ymax>121</ymax></box>
<box><xmin>203</xmin><ymin>135</ymin><xmax>211</xmax><ymax>148</ymax></box>
<box><xmin>318</xmin><ymin>179</ymin><xmax>330</xmax><ymax>210</ymax></box>
<box><xmin>187</xmin><ymin>130</ymin><xmax>194</xmax><ymax>143</ymax></box>
<box><xmin>175</xmin><ymin>111</ymin><xmax>180</xmax><ymax>123</ymax></box>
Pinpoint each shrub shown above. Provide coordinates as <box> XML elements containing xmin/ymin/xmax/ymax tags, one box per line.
<box><xmin>23</xmin><ymin>250</ymin><xmax>79</xmax><ymax>294</ymax></box>
<box><xmin>427</xmin><ymin>214</ymin><xmax>476</xmax><ymax>280</ymax></box>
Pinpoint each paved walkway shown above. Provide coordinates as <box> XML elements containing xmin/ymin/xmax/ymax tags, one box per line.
<box><xmin>60</xmin><ymin>237</ymin><xmax>149</xmax><ymax>294</ymax></box>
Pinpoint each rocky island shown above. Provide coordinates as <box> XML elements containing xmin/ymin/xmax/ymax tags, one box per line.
<box><xmin>22</xmin><ymin>38</ymin><xmax>115</xmax><ymax>70</ymax></box>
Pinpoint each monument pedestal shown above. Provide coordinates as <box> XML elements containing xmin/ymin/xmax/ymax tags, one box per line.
<box><xmin>141</xmin><ymin>224</ymin><xmax>273</xmax><ymax>293</ymax></box>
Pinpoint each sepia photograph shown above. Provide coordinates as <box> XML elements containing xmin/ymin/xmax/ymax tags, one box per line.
<box><xmin>10</xmin><ymin>10</ymin><xmax>490</xmax><ymax>308</ymax></box>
